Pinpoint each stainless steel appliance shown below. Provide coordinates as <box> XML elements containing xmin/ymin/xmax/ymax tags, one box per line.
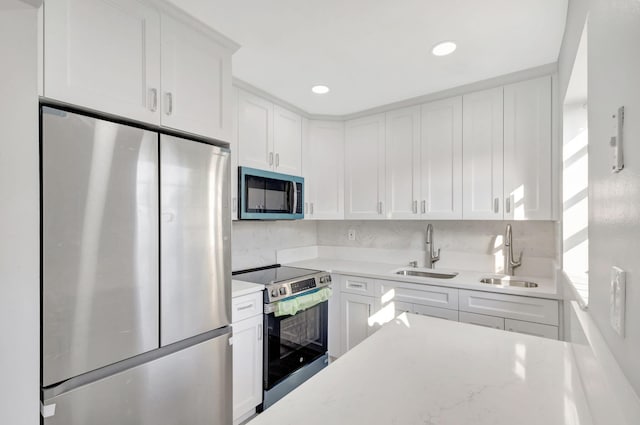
<box><xmin>40</xmin><ymin>106</ymin><xmax>232</xmax><ymax>425</ymax></box>
<box><xmin>233</xmin><ymin>265</ymin><xmax>332</xmax><ymax>410</ymax></box>
<box><xmin>238</xmin><ymin>166</ymin><xmax>304</xmax><ymax>220</ymax></box>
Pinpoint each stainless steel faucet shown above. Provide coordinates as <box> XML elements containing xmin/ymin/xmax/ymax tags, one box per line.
<box><xmin>425</xmin><ymin>224</ymin><xmax>440</xmax><ymax>269</ymax></box>
<box><xmin>504</xmin><ymin>224</ymin><xmax>523</xmax><ymax>275</ymax></box>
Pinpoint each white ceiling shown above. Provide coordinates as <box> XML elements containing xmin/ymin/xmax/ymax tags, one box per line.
<box><xmin>170</xmin><ymin>0</ymin><xmax>568</xmax><ymax>116</ymax></box>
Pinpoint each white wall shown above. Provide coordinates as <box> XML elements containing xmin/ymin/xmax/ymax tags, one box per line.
<box><xmin>559</xmin><ymin>0</ymin><xmax>640</xmax><ymax>396</ymax></box>
<box><xmin>0</xmin><ymin>2</ymin><xmax>40</xmax><ymax>425</ymax></box>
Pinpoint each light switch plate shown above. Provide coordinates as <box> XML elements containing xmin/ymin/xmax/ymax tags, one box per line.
<box><xmin>610</xmin><ymin>266</ymin><xmax>626</xmax><ymax>337</ymax></box>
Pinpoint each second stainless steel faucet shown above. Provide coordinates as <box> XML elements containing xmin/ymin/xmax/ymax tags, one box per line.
<box><xmin>425</xmin><ymin>224</ymin><xmax>440</xmax><ymax>269</ymax></box>
<box><xmin>504</xmin><ymin>224</ymin><xmax>523</xmax><ymax>275</ymax></box>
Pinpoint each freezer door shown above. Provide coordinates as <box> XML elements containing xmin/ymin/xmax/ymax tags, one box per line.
<box><xmin>160</xmin><ymin>134</ymin><xmax>231</xmax><ymax>345</ymax></box>
<box><xmin>42</xmin><ymin>332</ymin><xmax>232</xmax><ymax>425</ymax></box>
<box><xmin>42</xmin><ymin>107</ymin><xmax>159</xmax><ymax>386</ymax></box>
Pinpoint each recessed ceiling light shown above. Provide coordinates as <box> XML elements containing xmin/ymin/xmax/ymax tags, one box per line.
<box><xmin>311</xmin><ymin>85</ymin><xmax>330</xmax><ymax>94</ymax></box>
<box><xmin>432</xmin><ymin>41</ymin><xmax>457</xmax><ymax>57</ymax></box>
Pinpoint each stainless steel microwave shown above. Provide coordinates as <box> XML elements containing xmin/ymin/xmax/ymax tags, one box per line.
<box><xmin>238</xmin><ymin>167</ymin><xmax>304</xmax><ymax>220</ymax></box>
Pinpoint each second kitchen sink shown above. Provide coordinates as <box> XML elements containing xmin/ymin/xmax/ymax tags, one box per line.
<box><xmin>395</xmin><ymin>269</ymin><xmax>459</xmax><ymax>279</ymax></box>
<box><xmin>480</xmin><ymin>277</ymin><xmax>539</xmax><ymax>288</ymax></box>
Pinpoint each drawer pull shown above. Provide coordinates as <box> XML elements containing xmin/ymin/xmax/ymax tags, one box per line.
<box><xmin>348</xmin><ymin>283</ymin><xmax>364</xmax><ymax>289</ymax></box>
<box><xmin>237</xmin><ymin>303</ymin><xmax>254</xmax><ymax>311</ymax></box>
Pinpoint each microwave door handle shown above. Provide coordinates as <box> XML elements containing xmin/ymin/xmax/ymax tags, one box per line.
<box><xmin>291</xmin><ymin>181</ymin><xmax>297</xmax><ymax>214</ymax></box>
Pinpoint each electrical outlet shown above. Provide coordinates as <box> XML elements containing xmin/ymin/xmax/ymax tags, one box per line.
<box><xmin>347</xmin><ymin>229</ymin><xmax>356</xmax><ymax>241</ymax></box>
<box><xmin>610</xmin><ymin>266</ymin><xmax>626</xmax><ymax>337</ymax></box>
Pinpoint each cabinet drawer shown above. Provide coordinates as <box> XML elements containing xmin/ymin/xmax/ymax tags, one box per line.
<box><xmin>232</xmin><ymin>291</ymin><xmax>263</xmax><ymax>322</ymax></box>
<box><xmin>377</xmin><ymin>280</ymin><xmax>458</xmax><ymax>310</ymax></box>
<box><xmin>459</xmin><ymin>290</ymin><xmax>558</xmax><ymax>325</ymax></box>
<box><xmin>505</xmin><ymin>319</ymin><xmax>559</xmax><ymax>340</ymax></box>
<box><xmin>413</xmin><ymin>304</ymin><xmax>458</xmax><ymax>321</ymax></box>
<box><xmin>340</xmin><ymin>275</ymin><xmax>376</xmax><ymax>296</ymax></box>
<box><xmin>459</xmin><ymin>311</ymin><xmax>505</xmax><ymax>330</ymax></box>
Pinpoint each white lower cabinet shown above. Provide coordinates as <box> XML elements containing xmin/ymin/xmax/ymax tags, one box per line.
<box><xmin>413</xmin><ymin>304</ymin><xmax>459</xmax><ymax>321</ymax></box>
<box><xmin>505</xmin><ymin>318</ymin><xmax>559</xmax><ymax>339</ymax></box>
<box><xmin>340</xmin><ymin>292</ymin><xmax>376</xmax><ymax>353</ymax></box>
<box><xmin>232</xmin><ymin>292</ymin><xmax>263</xmax><ymax>424</ymax></box>
<box><xmin>459</xmin><ymin>311</ymin><xmax>505</xmax><ymax>330</ymax></box>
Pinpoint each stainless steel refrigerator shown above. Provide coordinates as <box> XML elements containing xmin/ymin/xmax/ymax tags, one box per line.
<box><xmin>40</xmin><ymin>106</ymin><xmax>232</xmax><ymax>425</ymax></box>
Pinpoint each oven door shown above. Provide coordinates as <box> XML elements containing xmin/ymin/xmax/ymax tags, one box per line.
<box><xmin>264</xmin><ymin>300</ymin><xmax>328</xmax><ymax>390</ymax></box>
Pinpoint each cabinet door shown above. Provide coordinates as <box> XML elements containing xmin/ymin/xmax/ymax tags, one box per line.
<box><xmin>462</xmin><ymin>87</ymin><xmax>504</xmax><ymax>219</ymax></box>
<box><xmin>505</xmin><ymin>319</ymin><xmax>558</xmax><ymax>340</ymax></box>
<box><xmin>161</xmin><ymin>14</ymin><xmax>233</xmax><ymax>140</ymax></box>
<box><xmin>420</xmin><ymin>97</ymin><xmax>463</xmax><ymax>219</ymax></box>
<box><xmin>230</xmin><ymin>87</ymin><xmax>239</xmax><ymax>220</ymax></box>
<box><xmin>459</xmin><ymin>311</ymin><xmax>504</xmax><ymax>330</ymax></box>
<box><xmin>232</xmin><ymin>314</ymin><xmax>263</xmax><ymax>421</ymax></box>
<box><xmin>341</xmin><ymin>293</ymin><xmax>375</xmax><ymax>353</ymax></box>
<box><xmin>273</xmin><ymin>105</ymin><xmax>302</xmax><ymax>175</ymax></box>
<box><xmin>238</xmin><ymin>89</ymin><xmax>274</xmax><ymax>171</ymax></box>
<box><xmin>303</xmin><ymin>120</ymin><xmax>345</xmax><ymax>219</ymax></box>
<box><xmin>44</xmin><ymin>0</ymin><xmax>160</xmax><ymax>124</ymax></box>
<box><xmin>385</xmin><ymin>106</ymin><xmax>421</xmax><ymax>219</ymax></box>
<box><xmin>345</xmin><ymin>114</ymin><xmax>386</xmax><ymax>219</ymax></box>
<box><xmin>503</xmin><ymin>76</ymin><xmax>552</xmax><ymax>220</ymax></box>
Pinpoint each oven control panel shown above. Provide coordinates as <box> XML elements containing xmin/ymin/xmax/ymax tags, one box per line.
<box><xmin>291</xmin><ymin>278</ymin><xmax>316</xmax><ymax>294</ymax></box>
<box><xmin>264</xmin><ymin>272</ymin><xmax>332</xmax><ymax>304</ymax></box>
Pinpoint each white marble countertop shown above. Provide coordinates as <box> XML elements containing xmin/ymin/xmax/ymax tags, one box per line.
<box><xmin>231</xmin><ymin>279</ymin><xmax>264</xmax><ymax>298</ymax></box>
<box><xmin>285</xmin><ymin>258</ymin><xmax>560</xmax><ymax>299</ymax></box>
<box><xmin>247</xmin><ymin>313</ymin><xmax>593</xmax><ymax>425</ymax></box>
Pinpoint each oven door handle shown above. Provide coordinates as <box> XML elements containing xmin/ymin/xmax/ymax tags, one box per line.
<box><xmin>266</xmin><ymin>287</ymin><xmax>332</xmax><ymax>317</ymax></box>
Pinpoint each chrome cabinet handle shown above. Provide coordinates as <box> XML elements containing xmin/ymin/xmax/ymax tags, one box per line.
<box><xmin>378</xmin><ymin>201</ymin><xmax>383</xmax><ymax>214</ymax></box>
<box><xmin>494</xmin><ymin>197</ymin><xmax>500</xmax><ymax>213</ymax></box>
<box><xmin>165</xmin><ymin>92</ymin><xmax>173</xmax><ymax>116</ymax></box>
<box><xmin>413</xmin><ymin>200</ymin><xmax>418</xmax><ymax>214</ymax></box>
<box><xmin>232</xmin><ymin>197</ymin><xmax>237</xmax><ymax>213</ymax></box>
<box><xmin>237</xmin><ymin>303</ymin><xmax>254</xmax><ymax>311</ymax></box>
<box><xmin>349</xmin><ymin>283</ymin><xmax>364</xmax><ymax>289</ymax></box>
<box><xmin>269</xmin><ymin>152</ymin><xmax>274</xmax><ymax>166</ymax></box>
<box><xmin>305</xmin><ymin>202</ymin><xmax>309</xmax><ymax>214</ymax></box>
<box><xmin>257</xmin><ymin>324</ymin><xmax>263</xmax><ymax>341</ymax></box>
<box><xmin>310</xmin><ymin>202</ymin><xmax>314</xmax><ymax>215</ymax></box>
<box><xmin>506</xmin><ymin>197</ymin><xmax>511</xmax><ymax>214</ymax></box>
<box><xmin>421</xmin><ymin>200</ymin><xmax>426</xmax><ymax>214</ymax></box>
<box><xmin>275</xmin><ymin>153</ymin><xmax>280</xmax><ymax>167</ymax></box>
<box><xmin>148</xmin><ymin>88</ymin><xmax>158</xmax><ymax>112</ymax></box>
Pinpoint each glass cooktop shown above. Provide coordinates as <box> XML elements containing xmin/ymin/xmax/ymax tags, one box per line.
<box><xmin>233</xmin><ymin>265</ymin><xmax>321</xmax><ymax>285</ymax></box>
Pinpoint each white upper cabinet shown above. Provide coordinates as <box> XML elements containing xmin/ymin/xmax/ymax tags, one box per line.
<box><xmin>385</xmin><ymin>106</ymin><xmax>421</xmax><ymax>219</ymax></box>
<box><xmin>303</xmin><ymin>120</ymin><xmax>345</xmax><ymax>219</ymax></box>
<box><xmin>230</xmin><ymin>86</ymin><xmax>239</xmax><ymax>220</ymax></box>
<box><xmin>462</xmin><ymin>87</ymin><xmax>504</xmax><ymax>220</ymax></box>
<box><xmin>44</xmin><ymin>0</ymin><xmax>237</xmax><ymax>139</ymax></box>
<box><xmin>160</xmin><ymin>14</ymin><xmax>233</xmax><ymax>141</ymax></box>
<box><xmin>420</xmin><ymin>97</ymin><xmax>463</xmax><ymax>219</ymax></box>
<box><xmin>44</xmin><ymin>0</ymin><xmax>161</xmax><ymax>124</ymax></box>
<box><xmin>503</xmin><ymin>76</ymin><xmax>552</xmax><ymax>220</ymax></box>
<box><xmin>238</xmin><ymin>89</ymin><xmax>274</xmax><ymax>171</ymax></box>
<box><xmin>345</xmin><ymin>114</ymin><xmax>386</xmax><ymax>219</ymax></box>
<box><xmin>237</xmin><ymin>90</ymin><xmax>302</xmax><ymax>175</ymax></box>
<box><xmin>273</xmin><ymin>105</ymin><xmax>302</xmax><ymax>175</ymax></box>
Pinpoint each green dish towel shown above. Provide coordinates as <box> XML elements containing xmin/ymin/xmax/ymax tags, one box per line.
<box><xmin>274</xmin><ymin>287</ymin><xmax>333</xmax><ymax>317</ymax></box>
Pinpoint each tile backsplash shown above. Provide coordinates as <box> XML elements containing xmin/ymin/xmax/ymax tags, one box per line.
<box><xmin>316</xmin><ymin>220</ymin><xmax>557</xmax><ymax>259</ymax></box>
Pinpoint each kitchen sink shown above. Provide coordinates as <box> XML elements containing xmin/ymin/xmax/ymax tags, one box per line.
<box><xmin>480</xmin><ymin>277</ymin><xmax>539</xmax><ymax>288</ymax></box>
<box><xmin>395</xmin><ymin>269</ymin><xmax>458</xmax><ymax>279</ymax></box>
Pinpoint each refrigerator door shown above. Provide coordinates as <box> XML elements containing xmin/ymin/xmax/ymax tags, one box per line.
<box><xmin>42</xmin><ymin>107</ymin><xmax>159</xmax><ymax>386</ymax></box>
<box><xmin>42</xmin><ymin>331</ymin><xmax>232</xmax><ymax>425</ymax></box>
<box><xmin>160</xmin><ymin>134</ymin><xmax>231</xmax><ymax>345</ymax></box>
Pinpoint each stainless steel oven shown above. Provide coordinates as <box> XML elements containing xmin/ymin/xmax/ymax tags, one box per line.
<box><xmin>233</xmin><ymin>265</ymin><xmax>332</xmax><ymax>410</ymax></box>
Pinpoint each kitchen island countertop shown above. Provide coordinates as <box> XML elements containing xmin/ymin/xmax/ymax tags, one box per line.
<box><xmin>247</xmin><ymin>313</ymin><xmax>593</xmax><ymax>425</ymax></box>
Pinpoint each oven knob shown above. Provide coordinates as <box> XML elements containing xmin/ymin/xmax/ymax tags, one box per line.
<box><xmin>271</xmin><ymin>289</ymin><xmax>278</xmax><ymax>298</ymax></box>
<box><xmin>279</xmin><ymin>287</ymin><xmax>287</xmax><ymax>295</ymax></box>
